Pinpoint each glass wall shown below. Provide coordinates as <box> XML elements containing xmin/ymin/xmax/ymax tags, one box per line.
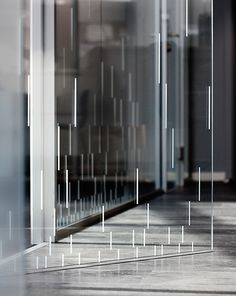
<box><xmin>55</xmin><ymin>0</ymin><xmax>161</xmax><ymax>229</ymax></box>
<box><xmin>0</xmin><ymin>0</ymin><xmax>25</xmax><ymax>294</ymax></box>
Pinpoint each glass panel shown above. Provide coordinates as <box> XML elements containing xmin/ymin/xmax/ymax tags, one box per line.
<box><xmin>55</xmin><ymin>0</ymin><xmax>161</xmax><ymax>229</ymax></box>
<box><xmin>0</xmin><ymin>0</ymin><xmax>25</xmax><ymax>294</ymax></box>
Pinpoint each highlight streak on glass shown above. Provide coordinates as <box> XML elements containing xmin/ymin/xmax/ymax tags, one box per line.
<box><xmin>198</xmin><ymin>167</ymin><xmax>201</xmax><ymax>202</ymax></box>
<box><xmin>164</xmin><ymin>83</ymin><xmax>168</xmax><ymax>129</ymax></box>
<box><xmin>102</xmin><ymin>205</ymin><xmax>105</xmax><ymax>233</ymax></box>
<box><xmin>188</xmin><ymin>201</ymin><xmax>191</xmax><ymax>226</ymax></box>
<box><xmin>110</xmin><ymin>232</ymin><xmax>113</xmax><ymax>250</ymax></box>
<box><xmin>208</xmin><ymin>86</ymin><xmax>211</xmax><ymax>130</ymax></box>
<box><xmin>147</xmin><ymin>203</ymin><xmax>150</xmax><ymax>229</ymax></box>
<box><xmin>136</xmin><ymin>168</ymin><xmax>139</xmax><ymax>205</ymax></box>
<box><xmin>186</xmin><ymin>0</ymin><xmax>189</xmax><ymax>37</ymax></box>
<box><xmin>74</xmin><ymin>78</ymin><xmax>77</xmax><ymax>127</ymax></box>
<box><xmin>168</xmin><ymin>227</ymin><xmax>170</xmax><ymax>245</ymax></box>
<box><xmin>57</xmin><ymin>124</ymin><xmax>60</xmax><ymax>171</ymax></box>
<box><xmin>40</xmin><ymin>170</ymin><xmax>43</xmax><ymax>210</ymax></box>
<box><xmin>66</xmin><ymin>169</ymin><xmax>69</xmax><ymax>208</ymax></box>
<box><xmin>27</xmin><ymin>74</ymin><xmax>30</xmax><ymax>127</ymax></box>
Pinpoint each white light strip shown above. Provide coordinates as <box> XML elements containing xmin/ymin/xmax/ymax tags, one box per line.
<box><xmin>9</xmin><ymin>211</ymin><xmax>12</xmax><ymax>241</ymax></box>
<box><xmin>132</xmin><ymin>229</ymin><xmax>135</xmax><ymax>248</ymax></box>
<box><xmin>147</xmin><ymin>203</ymin><xmax>150</xmax><ymax>229</ymax></box>
<box><xmin>70</xmin><ymin>235</ymin><xmax>73</xmax><ymax>254</ymax></box>
<box><xmin>198</xmin><ymin>167</ymin><xmax>201</xmax><ymax>202</ymax></box>
<box><xmin>66</xmin><ymin>169</ymin><xmax>69</xmax><ymax>208</ymax></box>
<box><xmin>158</xmin><ymin>33</ymin><xmax>161</xmax><ymax>84</ymax></box>
<box><xmin>40</xmin><ymin>170</ymin><xmax>43</xmax><ymax>210</ymax></box>
<box><xmin>208</xmin><ymin>86</ymin><xmax>211</xmax><ymax>130</ymax></box>
<box><xmin>74</xmin><ymin>78</ymin><xmax>77</xmax><ymax>127</ymax></box>
<box><xmin>57</xmin><ymin>125</ymin><xmax>60</xmax><ymax>171</ymax></box>
<box><xmin>102</xmin><ymin>205</ymin><xmax>105</xmax><ymax>232</ymax></box>
<box><xmin>136</xmin><ymin>168</ymin><xmax>139</xmax><ymax>205</ymax></box>
<box><xmin>188</xmin><ymin>201</ymin><xmax>191</xmax><ymax>226</ymax></box>
<box><xmin>186</xmin><ymin>0</ymin><xmax>189</xmax><ymax>37</ymax></box>
<box><xmin>164</xmin><ymin>83</ymin><xmax>168</xmax><ymax>129</ymax></box>
<box><xmin>27</xmin><ymin>75</ymin><xmax>30</xmax><ymax>127</ymax></box>
<box><xmin>110</xmin><ymin>232</ymin><xmax>113</xmax><ymax>250</ymax></box>
<box><xmin>101</xmin><ymin>61</ymin><xmax>104</xmax><ymax>97</ymax></box>
<box><xmin>168</xmin><ymin>227</ymin><xmax>170</xmax><ymax>245</ymax></box>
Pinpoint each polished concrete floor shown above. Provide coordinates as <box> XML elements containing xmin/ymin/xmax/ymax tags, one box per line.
<box><xmin>25</xmin><ymin>185</ymin><xmax>236</xmax><ymax>295</ymax></box>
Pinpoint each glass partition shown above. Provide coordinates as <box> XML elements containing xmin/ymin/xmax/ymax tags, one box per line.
<box><xmin>55</xmin><ymin>0</ymin><xmax>161</xmax><ymax>229</ymax></box>
<box><xmin>23</xmin><ymin>0</ymin><xmax>214</xmax><ymax>273</ymax></box>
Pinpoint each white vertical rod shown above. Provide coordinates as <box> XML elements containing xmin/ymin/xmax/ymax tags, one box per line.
<box><xmin>9</xmin><ymin>211</ymin><xmax>12</xmax><ymax>240</ymax></box>
<box><xmin>198</xmin><ymin>167</ymin><xmax>201</xmax><ymax>202</ymax></box>
<box><xmin>74</xmin><ymin>78</ymin><xmax>77</xmax><ymax>127</ymax></box>
<box><xmin>164</xmin><ymin>83</ymin><xmax>168</xmax><ymax>129</ymax></box>
<box><xmin>44</xmin><ymin>256</ymin><xmax>47</xmax><ymax>269</ymax></box>
<box><xmin>102</xmin><ymin>205</ymin><xmax>105</xmax><ymax>232</ymax></box>
<box><xmin>57</xmin><ymin>125</ymin><xmax>60</xmax><ymax>171</ymax></box>
<box><xmin>181</xmin><ymin>226</ymin><xmax>184</xmax><ymax>243</ymax></box>
<box><xmin>136</xmin><ymin>168</ymin><xmax>139</xmax><ymax>205</ymax></box>
<box><xmin>147</xmin><ymin>203</ymin><xmax>150</xmax><ymax>229</ymax></box>
<box><xmin>66</xmin><ymin>170</ymin><xmax>69</xmax><ymax>208</ymax></box>
<box><xmin>132</xmin><ymin>229</ymin><xmax>135</xmax><ymax>248</ymax></box>
<box><xmin>188</xmin><ymin>201</ymin><xmax>191</xmax><ymax>226</ymax></box>
<box><xmin>36</xmin><ymin>256</ymin><xmax>39</xmax><ymax>270</ymax></box>
<box><xmin>161</xmin><ymin>245</ymin><xmax>164</xmax><ymax>256</ymax></box>
<box><xmin>178</xmin><ymin>243</ymin><xmax>181</xmax><ymax>254</ymax></box>
<box><xmin>70</xmin><ymin>234</ymin><xmax>73</xmax><ymax>254</ymax></box>
<box><xmin>211</xmin><ymin>0</ymin><xmax>214</xmax><ymax>252</ymax></box>
<box><xmin>61</xmin><ymin>254</ymin><xmax>64</xmax><ymax>267</ymax></box>
<box><xmin>186</xmin><ymin>0</ymin><xmax>189</xmax><ymax>37</ymax></box>
<box><xmin>136</xmin><ymin>247</ymin><xmax>139</xmax><ymax>258</ymax></box>
<box><xmin>27</xmin><ymin>74</ymin><xmax>30</xmax><ymax>127</ymax></box>
<box><xmin>158</xmin><ymin>33</ymin><xmax>161</xmax><ymax>84</ymax></box>
<box><xmin>168</xmin><ymin>227</ymin><xmax>170</xmax><ymax>245</ymax></box>
<box><xmin>110</xmin><ymin>232</ymin><xmax>113</xmax><ymax>250</ymax></box>
<box><xmin>154</xmin><ymin>245</ymin><xmax>157</xmax><ymax>256</ymax></box>
<box><xmin>208</xmin><ymin>86</ymin><xmax>211</xmax><ymax>130</ymax></box>
<box><xmin>143</xmin><ymin>229</ymin><xmax>146</xmax><ymax>247</ymax></box>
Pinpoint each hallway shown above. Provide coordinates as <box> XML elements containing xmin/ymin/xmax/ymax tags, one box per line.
<box><xmin>26</xmin><ymin>186</ymin><xmax>236</xmax><ymax>296</ymax></box>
